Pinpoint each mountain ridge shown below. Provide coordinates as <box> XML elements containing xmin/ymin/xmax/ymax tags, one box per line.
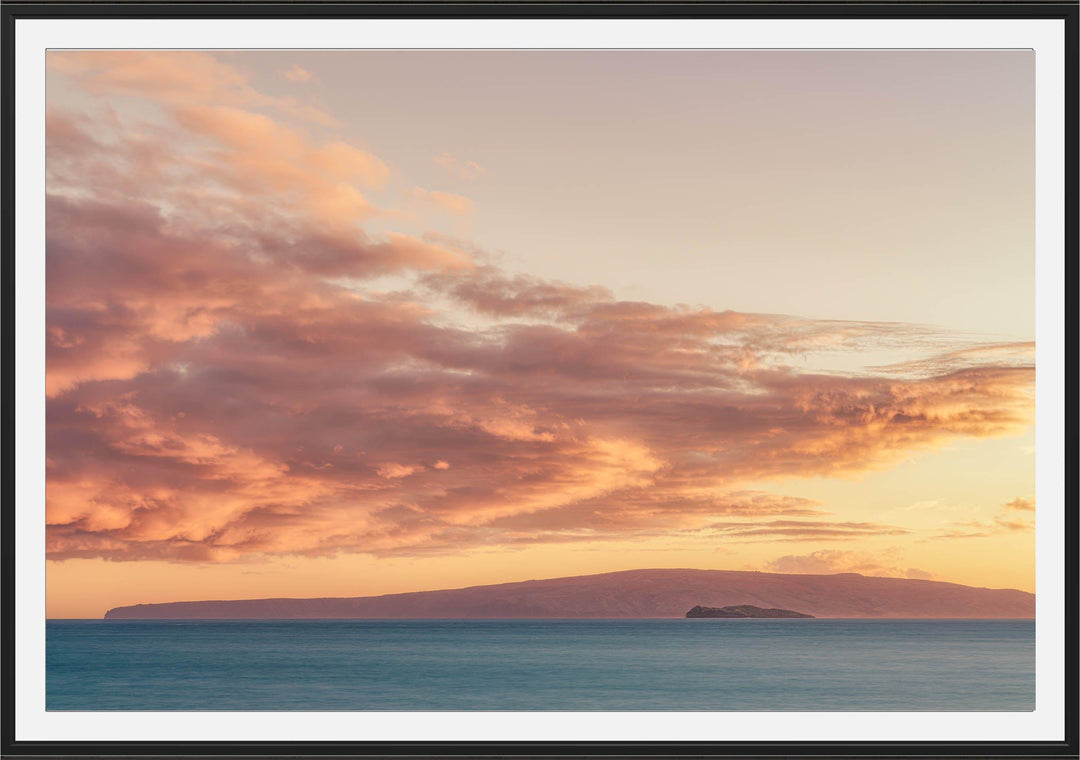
<box><xmin>102</xmin><ymin>568</ymin><xmax>1034</xmax><ymax>620</ymax></box>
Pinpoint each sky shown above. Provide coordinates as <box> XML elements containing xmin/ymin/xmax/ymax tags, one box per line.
<box><xmin>44</xmin><ymin>50</ymin><xmax>1035</xmax><ymax>618</ymax></box>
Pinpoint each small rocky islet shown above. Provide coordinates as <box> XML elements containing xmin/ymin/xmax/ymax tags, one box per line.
<box><xmin>685</xmin><ymin>604</ymin><xmax>814</xmax><ymax>619</ymax></box>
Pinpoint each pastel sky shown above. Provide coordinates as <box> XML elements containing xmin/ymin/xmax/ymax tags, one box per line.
<box><xmin>45</xmin><ymin>51</ymin><xmax>1035</xmax><ymax>618</ymax></box>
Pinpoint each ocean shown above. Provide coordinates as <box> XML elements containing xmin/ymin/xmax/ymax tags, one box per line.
<box><xmin>46</xmin><ymin>619</ymin><xmax>1034</xmax><ymax>711</ymax></box>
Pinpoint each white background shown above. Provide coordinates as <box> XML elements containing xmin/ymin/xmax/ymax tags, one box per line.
<box><xmin>13</xmin><ymin>16</ymin><xmax>1067</xmax><ymax>743</ymax></box>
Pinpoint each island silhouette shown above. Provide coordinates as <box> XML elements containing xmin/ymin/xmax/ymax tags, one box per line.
<box><xmin>685</xmin><ymin>604</ymin><xmax>814</xmax><ymax>618</ymax></box>
<box><xmin>102</xmin><ymin>568</ymin><xmax>1035</xmax><ymax>620</ymax></box>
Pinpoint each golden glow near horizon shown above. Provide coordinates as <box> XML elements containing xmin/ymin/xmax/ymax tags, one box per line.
<box><xmin>45</xmin><ymin>51</ymin><xmax>1034</xmax><ymax>618</ymax></box>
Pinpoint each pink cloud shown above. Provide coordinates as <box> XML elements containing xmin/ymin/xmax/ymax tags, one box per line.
<box><xmin>49</xmin><ymin>51</ymin><xmax>340</xmax><ymax>127</ymax></box>
<box><xmin>284</xmin><ymin>64</ymin><xmax>315</xmax><ymax>83</ymax></box>
<box><xmin>433</xmin><ymin>151</ymin><xmax>486</xmax><ymax>180</ymax></box>
<box><xmin>402</xmin><ymin>187</ymin><xmax>475</xmax><ymax>216</ymax></box>
<box><xmin>765</xmin><ymin>549</ymin><xmax>935</xmax><ymax>580</ymax></box>
<box><xmin>378</xmin><ymin>463</ymin><xmax>423</xmax><ymax>479</ymax></box>
<box><xmin>44</xmin><ymin>52</ymin><xmax>1036</xmax><ymax>563</ymax></box>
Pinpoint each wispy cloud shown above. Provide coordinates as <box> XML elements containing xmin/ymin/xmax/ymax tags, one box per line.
<box><xmin>765</xmin><ymin>549</ymin><xmax>934</xmax><ymax>579</ymax></box>
<box><xmin>402</xmin><ymin>187</ymin><xmax>475</xmax><ymax>216</ymax></box>
<box><xmin>929</xmin><ymin>497</ymin><xmax>1034</xmax><ymax>540</ymax></box>
<box><xmin>283</xmin><ymin>64</ymin><xmax>315</xmax><ymax>83</ymax></box>
<box><xmin>433</xmin><ymin>151</ymin><xmax>486</xmax><ymax>180</ymax></box>
<box><xmin>709</xmin><ymin>521</ymin><xmax>910</xmax><ymax>543</ymax></box>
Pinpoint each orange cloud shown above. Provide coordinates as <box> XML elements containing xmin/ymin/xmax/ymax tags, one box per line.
<box><xmin>378</xmin><ymin>463</ymin><xmax>422</xmax><ymax>479</ymax></box>
<box><xmin>1004</xmin><ymin>497</ymin><xmax>1035</xmax><ymax>512</ymax></box>
<box><xmin>49</xmin><ymin>51</ymin><xmax>340</xmax><ymax>127</ymax></box>
<box><xmin>44</xmin><ymin>52</ymin><xmax>1036</xmax><ymax>564</ymax></box>
<box><xmin>930</xmin><ymin>497</ymin><xmax>1035</xmax><ymax>540</ymax></box>
<box><xmin>403</xmin><ymin>187</ymin><xmax>475</xmax><ymax>216</ymax></box>
<box><xmin>765</xmin><ymin>549</ymin><xmax>934</xmax><ymax>580</ymax></box>
<box><xmin>708</xmin><ymin>521</ymin><xmax>910</xmax><ymax>543</ymax></box>
<box><xmin>872</xmin><ymin>342</ymin><xmax>1036</xmax><ymax>376</ymax></box>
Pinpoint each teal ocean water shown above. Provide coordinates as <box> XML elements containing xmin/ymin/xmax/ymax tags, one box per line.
<box><xmin>46</xmin><ymin>619</ymin><xmax>1034</xmax><ymax>711</ymax></box>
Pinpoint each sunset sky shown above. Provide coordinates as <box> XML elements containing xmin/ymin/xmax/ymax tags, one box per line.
<box><xmin>45</xmin><ymin>51</ymin><xmax>1035</xmax><ymax>618</ymax></box>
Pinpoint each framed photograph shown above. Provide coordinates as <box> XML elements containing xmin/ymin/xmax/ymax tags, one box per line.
<box><xmin>3</xmin><ymin>2</ymin><xmax>1076</xmax><ymax>757</ymax></box>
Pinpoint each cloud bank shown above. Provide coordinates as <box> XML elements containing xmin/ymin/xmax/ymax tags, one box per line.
<box><xmin>765</xmin><ymin>549</ymin><xmax>934</xmax><ymax>580</ymax></box>
<box><xmin>45</xmin><ymin>52</ymin><xmax>1035</xmax><ymax>563</ymax></box>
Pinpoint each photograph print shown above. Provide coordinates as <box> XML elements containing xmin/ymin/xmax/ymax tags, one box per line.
<box><xmin>45</xmin><ymin>48</ymin><xmax>1037</xmax><ymax>712</ymax></box>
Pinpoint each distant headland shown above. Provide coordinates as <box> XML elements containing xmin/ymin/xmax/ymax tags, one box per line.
<box><xmin>686</xmin><ymin>604</ymin><xmax>814</xmax><ymax>619</ymax></box>
<box><xmin>102</xmin><ymin>568</ymin><xmax>1035</xmax><ymax>620</ymax></box>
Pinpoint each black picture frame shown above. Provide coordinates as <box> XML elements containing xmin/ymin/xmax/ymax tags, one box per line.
<box><xmin>3</xmin><ymin>2</ymin><xmax>1077</xmax><ymax>757</ymax></box>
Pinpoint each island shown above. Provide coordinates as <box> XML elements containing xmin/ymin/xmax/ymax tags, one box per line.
<box><xmin>685</xmin><ymin>604</ymin><xmax>814</xmax><ymax>619</ymax></box>
<box><xmin>101</xmin><ymin>568</ymin><xmax>1035</xmax><ymax>620</ymax></box>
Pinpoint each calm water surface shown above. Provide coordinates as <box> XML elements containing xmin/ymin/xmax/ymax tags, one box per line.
<box><xmin>46</xmin><ymin>619</ymin><xmax>1034</xmax><ymax>711</ymax></box>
